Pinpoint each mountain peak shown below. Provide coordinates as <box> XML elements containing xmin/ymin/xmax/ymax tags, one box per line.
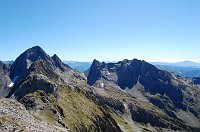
<box><xmin>51</xmin><ymin>54</ymin><xmax>62</xmax><ymax>63</ymax></box>
<box><xmin>52</xmin><ymin>54</ymin><xmax>59</xmax><ymax>59</ymax></box>
<box><xmin>51</xmin><ymin>54</ymin><xmax>70</xmax><ymax>71</ymax></box>
<box><xmin>10</xmin><ymin>46</ymin><xmax>52</xmax><ymax>80</ymax></box>
<box><xmin>92</xmin><ymin>59</ymin><xmax>100</xmax><ymax>65</ymax></box>
<box><xmin>30</xmin><ymin>45</ymin><xmax>43</xmax><ymax>50</ymax></box>
<box><xmin>122</xmin><ymin>59</ymin><xmax>130</xmax><ymax>63</ymax></box>
<box><xmin>87</xmin><ymin>59</ymin><xmax>102</xmax><ymax>85</ymax></box>
<box><xmin>24</xmin><ymin>46</ymin><xmax>46</xmax><ymax>55</ymax></box>
<box><xmin>25</xmin><ymin>46</ymin><xmax>47</xmax><ymax>57</ymax></box>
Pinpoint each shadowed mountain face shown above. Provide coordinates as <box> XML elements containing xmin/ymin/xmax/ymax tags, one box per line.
<box><xmin>192</xmin><ymin>77</ymin><xmax>200</xmax><ymax>85</ymax></box>
<box><xmin>10</xmin><ymin>46</ymin><xmax>52</xmax><ymax>81</ymax></box>
<box><xmin>87</xmin><ymin>59</ymin><xmax>184</xmax><ymax>108</ymax></box>
<box><xmin>87</xmin><ymin>59</ymin><xmax>102</xmax><ymax>86</ymax></box>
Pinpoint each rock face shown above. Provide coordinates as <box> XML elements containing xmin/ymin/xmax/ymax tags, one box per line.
<box><xmin>87</xmin><ymin>59</ymin><xmax>184</xmax><ymax>107</ymax></box>
<box><xmin>86</xmin><ymin>59</ymin><xmax>200</xmax><ymax>131</ymax></box>
<box><xmin>0</xmin><ymin>61</ymin><xmax>12</xmax><ymax>97</ymax></box>
<box><xmin>192</xmin><ymin>77</ymin><xmax>200</xmax><ymax>85</ymax></box>
<box><xmin>0</xmin><ymin>75</ymin><xmax>12</xmax><ymax>97</ymax></box>
<box><xmin>87</xmin><ymin>59</ymin><xmax>102</xmax><ymax>86</ymax></box>
<box><xmin>0</xmin><ymin>61</ymin><xmax>10</xmax><ymax>75</ymax></box>
<box><xmin>10</xmin><ymin>46</ymin><xmax>52</xmax><ymax>81</ymax></box>
<box><xmin>51</xmin><ymin>54</ymin><xmax>71</xmax><ymax>72</ymax></box>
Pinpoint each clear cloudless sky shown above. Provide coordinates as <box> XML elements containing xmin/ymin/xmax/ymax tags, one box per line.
<box><xmin>0</xmin><ymin>0</ymin><xmax>200</xmax><ymax>62</ymax></box>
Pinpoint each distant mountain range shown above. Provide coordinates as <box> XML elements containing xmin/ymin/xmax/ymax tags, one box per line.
<box><xmin>3</xmin><ymin>60</ymin><xmax>14</xmax><ymax>65</ymax></box>
<box><xmin>154</xmin><ymin>65</ymin><xmax>200</xmax><ymax>78</ymax></box>
<box><xmin>63</xmin><ymin>61</ymin><xmax>92</xmax><ymax>72</ymax></box>
<box><xmin>150</xmin><ymin>61</ymin><xmax>200</xmax><ymax>77</ymax></box>
<box><xmin>151</xmin><ymin>61</ymin><xmax>200</xmax><ymax>68</ymax></box>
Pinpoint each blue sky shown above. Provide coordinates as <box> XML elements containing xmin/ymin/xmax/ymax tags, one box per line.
<box><xmin>0</xmin><ymin>0</ymin><xmax>200</xmax><ymax>62</ymax></box>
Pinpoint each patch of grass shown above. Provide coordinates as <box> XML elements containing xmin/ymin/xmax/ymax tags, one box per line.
<box><xmin>56</xmin><ymin>85</ymin><xmax>105</xmax><ymax>131</ymax></box>
<box><xmin>110</xmin><ymin>113</ymin><xmax>133</xmax><ymax>132</ymax></box>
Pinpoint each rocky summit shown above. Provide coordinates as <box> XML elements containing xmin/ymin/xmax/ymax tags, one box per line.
<box><xmin>0</xmin><ymin>46</ymin><xmax>200</xmax><ymax>132</ymax></box>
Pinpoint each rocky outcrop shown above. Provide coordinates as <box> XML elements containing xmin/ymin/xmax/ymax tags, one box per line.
<box><xmin>51</xmin><ymin>54</ymin><xmax>71</xmax><ymax>72</ymax></box>
<box><xmin>87</xmin><ymin>59</ymin><xmax>102</xmax><ymax>85</ymax></box>
<box><xmin>192</xmin><ymin>77</ymin><xmax>200</xmax><ymax>85</ymax></box>
<box><xmin>0</xmin><ymin>98</ymin><xmax>69</xmax><ymax>132</ymax></box>
<box><xmin>0</xmin><ymin>61</ymin><xmax>12</xmax><ymax>97</ymax></box>
<box><xmin>0</xmin><ymin>75</ymin><xmax>12</xmax><ymax>97</ymax></box>
<box><xmin>0</xmin><ymin>61</ymin><xmax>10</xmax><ymax>75</ymax></box>
<box><xmin>10</xmin><ymin>73</ymin><xmax>57</xmax><ymax>100</ymax></box>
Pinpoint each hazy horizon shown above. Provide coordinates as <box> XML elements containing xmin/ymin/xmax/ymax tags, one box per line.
<box><xmin>1</xmin><ymin>0</ymin><xmax>200</xmax><ymax>62</ymax></box>
<box><xmin>3</xmin><ymin>49</ymin><xmax>200</xmax><ymax>63</ymax></box>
